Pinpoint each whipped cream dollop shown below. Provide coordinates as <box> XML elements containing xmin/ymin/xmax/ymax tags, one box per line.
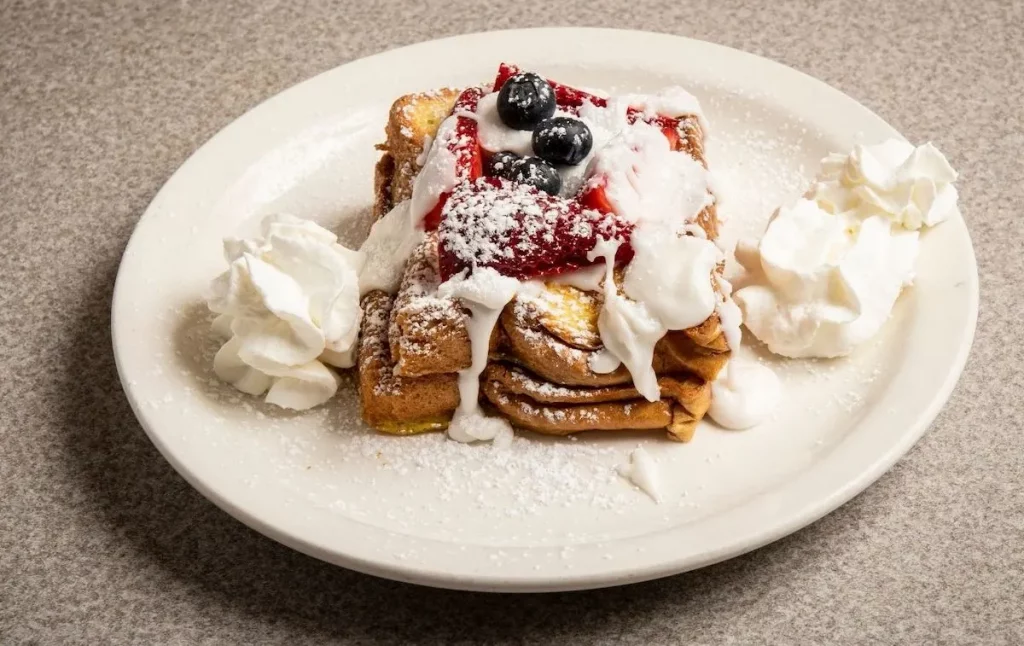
<box><xmin>809</xmin><ymin>139</ymin><xmax>958</xmax><ymax>230</ymax></box>
<box><xmin>616</xmin><ymin>447</ymin><xmax>661</xmax><ymax>503</ymax></box>
<box><xmin>734</xmin><ymin>138</ymin><xmax>957</xmax><ymax>359</ymax></box>
<box><xmin>207</xmin><ymin>214</ymin><xmax>364</xmax><ymax>409</ymax></box>
<box><xmin>707</xmin><ymin>360</ymin><xmax>781</xmax><ymax>430</ymax></box>
<box><xmin>734</xmin><ymin>200</ymin><xmax>919</xmax><ymax>358</ymax></box>
<box><xmin>470</xmin><ymin>92</ymin><xmax>535</xmax><ymax>158</ymax></box>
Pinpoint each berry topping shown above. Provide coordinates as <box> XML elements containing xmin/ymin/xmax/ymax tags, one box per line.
<box><xmin>508</xmin><ymin>157</ymin><xmax>562</xmax><ymax>195</ymax></box>
<box><xmin>422</xmin><ymin>87</ymin><xmax>484</xmax><ymax>230</ymax></box>
<box><xmin>425</xmin><ymin>64</ymin><xmax>702</xmax><ymax>278</ymax></box>
<box><xmin>532</xmin><ymin>116</ymin><xmax>593</xmax><ymax>166</ymax></box>
<box><xmin>437</xmin><ymin>179</ymin><xmax>633</xmax><ymax>281</ymax></box>
<box><xmin>486</xmin><ymin>151</ymin><xmax>520</xmax><ymax>179</ymax></box>
<box><xmin>494</xmin><ymin>63</ymin><xmax>694</xmax><ymax>144</ymax></box>
<box><xmin>496</xmin><ymin>72</ymin><xmax>556</xmax><ymax>131</ymax></box>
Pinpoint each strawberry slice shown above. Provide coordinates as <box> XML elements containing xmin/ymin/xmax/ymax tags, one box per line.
<box><xmin>422</xmin><ymin>87</ymin><xmax>484</xmax><ymax>230</ymax></box>
<box><xmin>492</xmin><ymin>62</ymin><xmax>518</xmax><ymax>92</ymax></box>
<box><xmin>438</xmin><ymin>179</ymin><xmax>633</xmax><ymax>281</ymax></box>
<box><xmin>493</xmin><ymin>63</ymin><xmax>606</xmax><ymax>111</ymax></box>
<box><xmin>451</xmin><ymin>87</ymin><xmax>484</xmax><ymax>175</ymax></box>
<box><xmin>578</xmin><ymin>180</ymin><xmax>615</xmax><ymax>215</ymax></box>
<box><xmin>661</xmin><ymin>125</ymin><xmax>681</xmax><ymax>151</ymax></box>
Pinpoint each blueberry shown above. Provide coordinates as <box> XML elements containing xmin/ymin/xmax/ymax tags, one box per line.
<box><xmin>496</xmin><ymin>72</ymin><xmax>556</xmax><ymax>131</ymax></box>
<box><xmin>486</xmin><ymin>151</ymin><xmax>520</xmax><ymax>179</ymax></box>
<box><xmin>532</xmin><ymin>116</ymin><xmax>593</xmax><ymax>166</ymax></box>
<box><xmin>509</xmin><ymin>157</ymin><xmax>561</xmax><ymax>195</ymax></box>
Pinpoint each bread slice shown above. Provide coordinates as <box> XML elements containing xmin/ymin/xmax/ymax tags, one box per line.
<box><xmin>357</xmin><ymin>291</ymin><xmax>459</xmax><ymax>434</ymax></box>
<box><xmin>481</xmin><ymin>363</ymin><xmax>712</xmax><ymax>441</ymax></box>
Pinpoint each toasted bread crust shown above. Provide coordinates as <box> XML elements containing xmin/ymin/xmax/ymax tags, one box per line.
<box><xmin>481</xmin><ymin>364</ymin><xmax>712</xmax><ymax>441</ymax></box>
<box><xmin>378</xmin><ymin>89</ymin><xmax>460</xmax><ymax>209</ymax></box>
<box><xmin>358</xmin><ymin>291</ymin><xmax>459</xmax><ymax>434</ymax></box>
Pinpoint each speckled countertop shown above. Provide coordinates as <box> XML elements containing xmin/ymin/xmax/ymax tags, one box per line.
<box><xmin>2</xmin><ymin>1</ymin><xmax>1022</xmax><ymax>644</ymax></box>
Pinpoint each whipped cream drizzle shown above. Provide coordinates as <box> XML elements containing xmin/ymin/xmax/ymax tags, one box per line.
<box><xmin>579</xmin><ymin>114</ymin><xmax>728</xmax><ymax>402</ymax></box>
<box><xmin>358</xmin><ymin>201</ymin><xmax>425</xmax><ymax>296</ymax></box>
<box><xmin>410</xmin><ymin>116</ymin><xmax>461</xmax><ymax>223</ymax></box>
<box><xmin>735</xmin><ymin>139</ymin><xmax>956</xmax><ymax>359</ymax></box>
<box><xmin>207</xmin><ymin>214</ymin><xmax>364</xmax><ymax>409</ymax></box>
<box><xmin>588</xmin><ymin>239</ymin><xmax>667</xmax><ymax>400</ymax></box>
<box><xmin>436</xmin><ymin>268</ymin><xmax>521</xmax><ymax>445</ymax></box>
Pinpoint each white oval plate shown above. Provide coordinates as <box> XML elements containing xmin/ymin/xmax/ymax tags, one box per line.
<box><xmin>112</xmin><ymin>28</ymin><xmax>978</xmax><ymax>592</ymax></box>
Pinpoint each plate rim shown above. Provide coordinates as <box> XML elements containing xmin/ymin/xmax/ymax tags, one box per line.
<box><xmin>111</xmin><ymin>26</ymin><xmax>979</xmax><ymax>592</ymax></box>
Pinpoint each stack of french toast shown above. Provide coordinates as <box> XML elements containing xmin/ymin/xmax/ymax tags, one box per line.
<box><xmin>359</xmin><ymin>83</ymin><xmax>731</xmax><ymax>442</ymax></box>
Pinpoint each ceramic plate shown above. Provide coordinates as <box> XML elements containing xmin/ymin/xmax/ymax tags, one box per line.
<box><xmin>111</xmin><ymin>28</ymin><xmax>978</xmax><ymax>592</ymax></box>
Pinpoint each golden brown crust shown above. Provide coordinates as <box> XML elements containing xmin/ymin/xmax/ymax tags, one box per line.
<box><xmin>378</xmin><ymin>89</ymin><xmax>460</xmax><ymax>210</ymax></box>
<box><xmin>388</xmin><ymin>235</ymin><xmax>475</xmax><ymax>377</ymax></box>
<box><xmin>373</xmin><ymin>153</ymin><xmax>395</xmax><ymax>220</ymax></box>
<box><xmin>500</xmin><ymin>297</ymin><xmax>730</xmax><ymax>387</ymax></box>
<box><xmin>481</xmin><ymin>364</ymin><xmax>711</xmax><ymax>441</ymax></box>
<box><xmin>482</xmin><ymin>363</ymin><xmax>707</xmax><ymax>408</ymax></box>
<box><xmin>358</xmin><ymin>291</ymin><xmax>459</xmax><ymax>434</ymax></box>
<box><xmin>487</xmin><ymin>392</ymin><xmax>674</xmax><ymax>434</ymax></box>
<box><xmin>358</xmin><ymin>293</ymin><xmax>711</xmax><ymax>440</ymax></box>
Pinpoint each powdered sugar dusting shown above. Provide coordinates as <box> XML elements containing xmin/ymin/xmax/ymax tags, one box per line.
<box><xmin>437</xmin><ymin>178</ymin><xmax>628</xmax><ymax>280</ymax></box>
<box><xmin>389</xmin><ymin>236</ymin><xmax>468</xmax><ymax>368</ymax></box>
<box><xmin>703</xmin><ymin>85</ymin><xmax>820</xmax><ymax>246</ymax></box>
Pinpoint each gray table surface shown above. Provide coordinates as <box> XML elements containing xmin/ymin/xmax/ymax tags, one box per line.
<box><xmin>2</xmin><ymin>1</ymin><xmax>1022</xmax><ymax>644</ymax></box>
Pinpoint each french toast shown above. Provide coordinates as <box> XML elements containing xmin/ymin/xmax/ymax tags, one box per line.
<box><xmin>358</xmin><ymin>72</ymin><xmax>731</xmax><ymax>441</ymax></box>
<box><xmin>360</xmin><ymin>288</ymin><xmax>717</xmax><ymax>441</ymax></box>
